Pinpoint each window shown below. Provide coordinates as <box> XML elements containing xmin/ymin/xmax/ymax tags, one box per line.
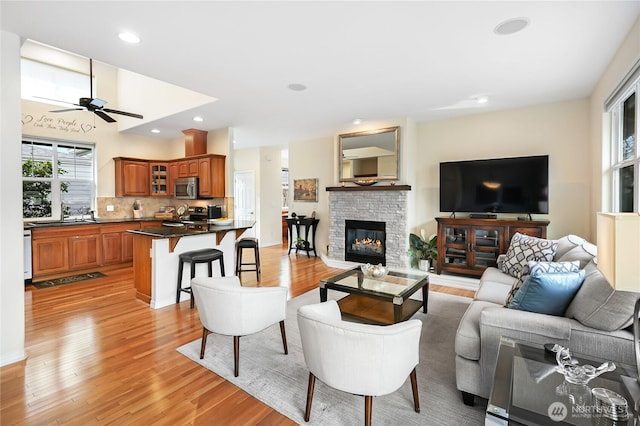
<box><xmin>22</xmin><ymin>137</ymin><xmax>95</xmax><ymax>221</ymax></box>
<box><xmin>607</xmin><ymin>62</ymin><xmax>639</xmax><ymax>213</ymax></box>
<box><xmin>21</xmin><ymin>58</ymin><xmax>91</xmax><ymax>106</ymax></box>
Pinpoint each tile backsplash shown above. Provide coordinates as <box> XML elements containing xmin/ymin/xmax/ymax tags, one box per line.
<box><xmin>97</xmin><ymin>197</ymin><xmax>233</xmax><ymax>219</ymax></box>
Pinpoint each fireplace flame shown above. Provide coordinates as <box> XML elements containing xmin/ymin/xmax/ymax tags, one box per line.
<box><xmin>355</xmin><ymin>238</ymin><xmax>382</xmax><ymax>247</ymax></box>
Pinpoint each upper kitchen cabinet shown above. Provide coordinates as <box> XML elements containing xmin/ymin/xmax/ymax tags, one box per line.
<box><xmin>114</xmin><ymin>158</ymin><xmax>149</xmax><ymax>197</ymax></box>
<box><xmin>149</xmin><ymin>163</ymin><xmax>169</xmax><ymax>196</ymax></box>
<box><xmin>114</xmin><ymin>154</ymin><xmax>225</xmax><ymax>198</ymax></box>
<box><xmin>198</xmin><ymin>155</ymin><xmax>225</xmax><ymax>198</ymax></box>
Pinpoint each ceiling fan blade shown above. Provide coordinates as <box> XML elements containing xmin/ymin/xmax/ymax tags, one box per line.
<box><xmin>50</xmin><ymin>108</ymin><xmax>85</xmax><ymax>113</ymax></box>
<box><xmin>103</xmin><ymin>108</ymin><xmax>143</xmax><ymax>119</ymax></box>
<box><xmin>94</xmin><ymin>110</ymin><xmax>116</xmax><ymax>123</ymax></box>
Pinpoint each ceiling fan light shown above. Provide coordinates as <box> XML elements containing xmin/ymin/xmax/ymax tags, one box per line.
<box><xmin>118</xmin><ymin>32</ymin><xmax>140</xmax><ymax>44</ymax></box>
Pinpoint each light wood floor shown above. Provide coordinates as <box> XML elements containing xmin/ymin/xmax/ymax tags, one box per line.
<box><xmin>1</xmin><ymin>243</ymin><xmax>474</xmax><ymax>425</ymax></box>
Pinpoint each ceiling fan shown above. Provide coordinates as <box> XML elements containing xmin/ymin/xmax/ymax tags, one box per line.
<box><xmin>37</xmin><ymin>58</ymin><xmax>143</xmax><ymax>123</ymax></box>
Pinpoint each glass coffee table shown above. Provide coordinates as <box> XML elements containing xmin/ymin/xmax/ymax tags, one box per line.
<box><xmin>487</xmin><ymin>337</ymin><xmax>638</xmax><ymax>426</ymax></box>
<box><xmin>319</xmin><ymin>267</ymin><xmax>429</xmax><ymax>325</ymax></box>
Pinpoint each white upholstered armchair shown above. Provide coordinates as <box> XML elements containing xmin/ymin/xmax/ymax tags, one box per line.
<box><xmin>297</xmin><ymin>300</ymin><xmax>422</xmax><ymax>426</ymax></box>
<box><xmin>190</xmin><ymin>276</ymin><xmax>288</xmax><ymax>377</ymax></box>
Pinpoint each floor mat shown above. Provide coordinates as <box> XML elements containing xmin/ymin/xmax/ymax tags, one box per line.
<box><xmin>32</xmin><ymin>272</ymin><xmax>107</xmax><ymax>289</ymax></box>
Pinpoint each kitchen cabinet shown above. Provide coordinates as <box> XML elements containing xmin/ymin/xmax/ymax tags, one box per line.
<box><xmin>114</xmin><ymin>158</ymin><xmax>149</xmax><ymax>197</ymax></box>
<box><xmin>114</xmin><ymin>154</ymin><xmax>225</xmax><ymax>198</ymax></box>
<box><xmin>188</xmin><ymin>160</ymin><xmax>199</xmax><ymax>176</ymax></box>
<box><xmin>101</xmin><ymin>223</ymin><xmax>140</xmax><ymax>265</ymax></box>
<box><xmin>69</xmin><ymin>234</ymin><xmax>101</xmax><ymax>270</ymax></box>
<box><xmin>150</xmin><ymin>163</ymin><xmax>169</xmax><ymax>196</ymax></box>
<box><xmin>33</xmin><ymin>236</ymin><xmax>69</xmax><ymax>276</ymax></box>
<box><xmin>177</xmin><ymin>161</ymin><xmax>189</xmax><ymax>177</ymax></box>
<box><xmin>198</xmin><ymin>155</ymin><xmax>225</xmax><ymax>197</ymax></box>
<box><xmin>32</xmin><ymin>225</ymin><xmax>99</xmax><ymax>278</ymax></box>
<box><xmin>31</xmin><ymin>221</ymin><xmax>155</xmax><ymax>281</ymax></box>
<box><xmin>436</xmin><ymin>217</ymin><xmax>549</xmax><ymax>277</ymax></box>
<box><xmin>168</xmin><ymin>162</ymin><xmax>180</xmax><ymax>196</ymax></box>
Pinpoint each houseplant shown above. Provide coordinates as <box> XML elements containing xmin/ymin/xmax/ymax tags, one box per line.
<box><xmin>408</xmin><ymin>232</ymin><xmax>437</xmax><ymax>271</ymax></box>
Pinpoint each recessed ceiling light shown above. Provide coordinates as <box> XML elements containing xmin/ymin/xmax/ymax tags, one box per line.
<box><xmin>352</xmin><ymin>118</ymin><xmax>362</xmax><ymax>125</ymax></box>
<box><xmin>193</xmin><ymin>116</ymin><xmax>204</xmax><ymax>122</ymax></box>
<box><xmin>118</xmin><ymin>32</ymin><xmax>140</xmax><ymax>44</ymax></box>
<box><xmin>287</xmin><ymin>83</ymin><xmax>307</xmax><ymax>91</ymax></box>
<box><xmin>476</xmin><ymin>96</ymin><xmax>489</xmax><ymax>104</ymax></box>
<box><xmin>151</xmin><ymin>129</ymin><xmax>160</xmax><ymax>134</ymax></box>
<box><xmin>494</xmin><ymin>17</ymin><xmax>530</xmax><ymax>35</ymax></box>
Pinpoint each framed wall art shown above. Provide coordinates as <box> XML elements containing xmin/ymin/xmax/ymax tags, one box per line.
<box><xmin>293</xmin><ymin>178</ymin><xmax>318</xmax><ymax>202</ymax></box>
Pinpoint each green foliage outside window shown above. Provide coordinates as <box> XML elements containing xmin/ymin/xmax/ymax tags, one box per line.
<box><xmin>22</xmin><ymin>159</ymin><xmax>69</xmax><ymax>218</ymax></box>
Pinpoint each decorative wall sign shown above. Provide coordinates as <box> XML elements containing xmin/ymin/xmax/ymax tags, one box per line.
<box><xmin>293</xmin><ymin>178</ymin><xmax>318</xmax><ymax>202</ymax></box>
<box><xmin>21</xmin><ymin>114</ymin><xmax>94</xmax><ymax>134</ymax></box>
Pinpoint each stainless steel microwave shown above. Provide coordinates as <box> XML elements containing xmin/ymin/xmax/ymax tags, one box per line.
<box><xmin>174</xmin><ymin>177</ymin><xmax>198</xmax><ymax>199</ymax></box>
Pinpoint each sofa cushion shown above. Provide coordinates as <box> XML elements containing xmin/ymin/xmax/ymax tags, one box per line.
<box><xmin>475</xmin><ymin>267</ymin><xmax>518</xmax><ymax>304</ymax></box>
<box><xmin>455</xmin><ymin>300</ymin><xmax>498</xmax><ymax>361</ymax></box>
<box><xmin>556</xmin><ymin>241</ymin><xmax>597</xmax><ymax>268</ymax></box>
<box><xmin>564</xmin><ymin>261</ymin><xmax>638</xmax><ymax>331</ymax></box>
<box><xmin>507</xmin><ymin>270</ymin><xmax>586</xmax><ymax>316</ymax></box>
<box><xmin>554</xmin><ymin>235</ymin><xmax>586</xmax><ymax>259</ymax></box>
<box><xmin>500</xmin><ymin>233</ymin><xmax>557</xmax><ymax>278</ymax></box>
<box><xmin>504</xmin><ymin>260</ymin><xmax>582</xmax><ymax>306</ymax></box>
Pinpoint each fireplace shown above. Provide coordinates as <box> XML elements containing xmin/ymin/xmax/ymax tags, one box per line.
<box><xmin>328</xmin><ymin>186</ymin><xmax>409</xmax><ymax>268</ymax></box>
<box><xmin>344</xmin><ymin>220</ymin><xmax>386</xmax><ymax>265</ymax></box>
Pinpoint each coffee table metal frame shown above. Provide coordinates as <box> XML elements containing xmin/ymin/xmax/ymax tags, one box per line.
<box><xmin>486</xmin><ymin>336</ymin><xmax>638</xmax><ymax>426</ymax></box>
<box><xmin>319</xmin><ymin>267</ymin><xmax>429</xmax><ymax>324</ymax></box>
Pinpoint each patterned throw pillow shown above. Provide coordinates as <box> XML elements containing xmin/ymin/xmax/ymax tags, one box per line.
<box><xmin>504</xmin><ymin>260</ymin><xmax>580</xmax><ymax>306</ymax></box>
<box><xmin>500</xmin><ymin>233</ymin><xmax>558</xmax><ymax>278</ymax></box>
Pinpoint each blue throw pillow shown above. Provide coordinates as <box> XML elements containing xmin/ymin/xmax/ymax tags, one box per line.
<box><xmin>508</xmin><ymin>270</ymin><xmax>586</xmax><ymax>316</ymax></box>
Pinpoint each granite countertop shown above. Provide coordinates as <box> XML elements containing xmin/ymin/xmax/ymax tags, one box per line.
<box><xmin>128</xmin><ymin>220</ymin><xmax>256</xmax><ymax>238</ymax></box>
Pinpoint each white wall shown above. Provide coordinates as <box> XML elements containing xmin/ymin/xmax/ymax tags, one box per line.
<box><xmin>414</xmin><ymin>99</ymin><xmax>591</xmax><ymax>240</ymax></box>
<box><xmin>1</xmin><ymin>31</ymin><xmax>26</xmax><ymax>366</ymax></box>
<box><xmin>288</xmin><ymin>136</ymin><xmax>334</xmax><ymax>256</ymax></box>
<box><xmin>590</xmin><ymin>15</ymin><xmax>640</xmax><ymax>238</ymax></box>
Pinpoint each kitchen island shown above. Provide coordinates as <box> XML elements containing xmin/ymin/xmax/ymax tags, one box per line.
<box><xmin>128</xmin><ymin>220</ymin><xmax>255</xmax><ymax>309</ymax></box>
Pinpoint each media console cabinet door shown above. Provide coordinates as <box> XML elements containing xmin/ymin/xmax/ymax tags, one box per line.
<box><xmin>436</xmin><ymin>217</ymin><xmax>549</xmax><ymax>277</ymax></box>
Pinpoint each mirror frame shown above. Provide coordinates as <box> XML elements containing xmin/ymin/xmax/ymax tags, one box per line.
<box><xmin>338</xmin><ymin>126</ymin><xmax>400</xmax><ymax>184</ymax></box>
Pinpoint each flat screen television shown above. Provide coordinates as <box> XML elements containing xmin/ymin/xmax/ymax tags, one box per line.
<box><xmin>439</xmin><ymin>155</ymin><xmax>549</xmax><ymax>215</ymax></box>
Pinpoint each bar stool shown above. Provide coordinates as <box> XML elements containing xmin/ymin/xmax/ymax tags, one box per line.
<box><xmin>176</xmin><ymin>248</ymin><xmax>225</xmax><ymax>308</ymax></box>
<box><xmin>235</xmin><ymin>237</ymin><xmax>261</xmax><ymax>281</ymax></box>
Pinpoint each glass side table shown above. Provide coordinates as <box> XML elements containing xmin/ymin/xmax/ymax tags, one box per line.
<box><xmin>486</xmin><ymin>337</ymin><xmax>638</xmax><ymax>426</ymax></box>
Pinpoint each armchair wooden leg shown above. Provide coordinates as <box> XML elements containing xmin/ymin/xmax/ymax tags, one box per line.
<box><xmin>364</xmin><ymin>395</ymin><xmax>373</xmax><ymax>426</ymax></box>
<box><xmin>410</xmin><ymin>368</ymin><xmax>420</xmax><ymax>413</ymax></box>
<box><xmin>461</xmin><ymin>391</ymin><xmax>475</xmax><ymax>406</ymax></box>
<box><xmin>233</xmin><ymin>336</ymin><xmax>240</xmax><ymax>377</ymax></box>
<box><xmin>304</xmin><ymin>372</ymin><xmax>315</xmax><ymax>422</ymax></box>
<box><xmin>279</xmin><ymin>320</ymin><xmax>288</xmax><ymax>355</ymax></box>
<box><xmin>199</xmin><ymin>327</ymin><xmax>211</xmax><ymax>359</ymax></box>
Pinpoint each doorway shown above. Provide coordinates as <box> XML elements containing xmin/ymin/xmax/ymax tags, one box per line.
<box><xmin>234</xmin><ymin>170</ymin><xmax>256</xmax><ymax>238</ymax></box>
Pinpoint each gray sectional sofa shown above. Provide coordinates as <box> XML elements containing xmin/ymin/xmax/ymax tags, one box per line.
<box><xmin>454</xmin><ymin>234</ymin><xmax>638</xmax><ymax>405</ymax></box>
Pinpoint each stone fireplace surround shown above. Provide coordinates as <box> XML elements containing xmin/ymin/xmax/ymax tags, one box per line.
<box><xmin>327</xmin><ymin>186</ymin><xmax>409</xmax><ymax>268</ymax></box>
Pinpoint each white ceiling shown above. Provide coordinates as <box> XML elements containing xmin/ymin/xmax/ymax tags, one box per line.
<box><xmin>2</xmin><ymin>1</ymin><xmax>639</xmax><ymax>149</ymax></box>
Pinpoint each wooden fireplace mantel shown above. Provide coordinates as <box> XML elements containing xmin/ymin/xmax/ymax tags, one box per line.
<box><xmin>326</xmin><ymin>184</ymin><xmax>411</xmax><ymax>192</ymax></box>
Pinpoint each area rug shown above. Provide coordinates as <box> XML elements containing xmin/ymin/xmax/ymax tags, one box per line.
<box><xmin>177</xmin><ymin>289</ymin><xmax>487</xmax><ymax>425</ymax></box>
<box><xmin>32</xmin><ymin>271</ymin><xmax>106</xmax><ymax>289</ymax></box>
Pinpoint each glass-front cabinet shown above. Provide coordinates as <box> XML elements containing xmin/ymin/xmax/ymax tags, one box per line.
<box><xmin>440</xmin><ymin>224</ymin><xmax>500</xmax><ymax>274</ymax></box>
<box><xmin>150</xmin><ymin>163</ymin><xmax>168</xmax><ymax>196</ymax></box>
<box><xmin>436</xmin><ymin>217</ymin><xmax>550</xmax><ymax>277</ymax></box>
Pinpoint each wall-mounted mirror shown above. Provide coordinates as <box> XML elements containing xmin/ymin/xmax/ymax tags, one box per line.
<box><xmin>339</xmin><ymin>126</ymin><xmax>399</xmax><ymax>183</ymax></box>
